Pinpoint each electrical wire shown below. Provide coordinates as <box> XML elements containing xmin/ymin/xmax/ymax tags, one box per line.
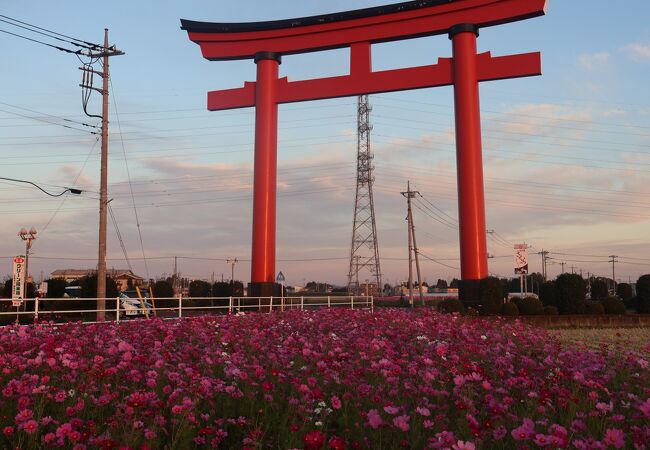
<box><xmin>38</xmin><ymin>136</ymin><xmax>99</xmax><ymax>236</ymax></box>
<box><xmin>0</xmin><ymin>28</ymin><xmax>81</xmax><ymax>54</ymax></box>
<box><xmin>0</xmin><ymin>108</ymin><xmax>96</xmax><ymax>134</ymax></box>
<box><xmin>110</xmin><ymin>77</ymin><xmax>149</xmax><ymax>280</ymax></box>
<box><xmin>108</xmin><ymin>203</ymin><xmax>133</xmax><ymax>272</ymax></box>
<box><xmin>0</xmin><ymin>14</ymin><xmax>101</xmax><ymax>50</ymax></box>
<box><xmin>417</xmin><ymin>250</ymin><xmax>460</xmax><ymax>270</ymax></box>
<box><xmin>412</xmin><ymin>202</ymin><xmax>457</xmax><ymax>230</ymax></box>
<box><xmin>0</xmin><ymin>177</ymin><xmax>81</xmax><ymax>197</ymax></box>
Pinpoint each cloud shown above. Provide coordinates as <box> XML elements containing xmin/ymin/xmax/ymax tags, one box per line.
<box><xmin>57</xmin><ymin>165</ymin><xmax>95</xmax><ymax>187</ymax></box>
<box><xmin>624</xmin><ymin>43</ymin><xmax>650</xmax><ymax>62</ymax></box>
<box><xmin>576</xmin><ymin>52</ymin><xmax>609</xmax><ymax>72</ymax></box>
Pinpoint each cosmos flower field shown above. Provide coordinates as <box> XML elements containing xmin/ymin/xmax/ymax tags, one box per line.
<box><xmin>1</xmin><ymin>309</ymin><xmax>649</xmax><ymax>449</ymax></box>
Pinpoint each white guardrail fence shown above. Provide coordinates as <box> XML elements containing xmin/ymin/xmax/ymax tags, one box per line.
<box><xmin>0</xmin><ymin>295</ymin><xmax>374</xmax><ymax>325</ymax></box>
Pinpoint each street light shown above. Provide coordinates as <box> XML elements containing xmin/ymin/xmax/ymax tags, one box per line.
<box><xmin>18</xmin><ymin>227</ymin><xmax>37</xmax><ymax>298</ymax></box>
<box><xmin>0</xmin><ymin>177</ymin><xmax>83</xmax><ymax>197</ymax></box>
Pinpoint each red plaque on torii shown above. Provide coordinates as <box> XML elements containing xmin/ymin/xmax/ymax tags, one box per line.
<box><xmin>182</xmin><ymin>0</ymin><xmax>546</xmax><ymax>301</ymax></box>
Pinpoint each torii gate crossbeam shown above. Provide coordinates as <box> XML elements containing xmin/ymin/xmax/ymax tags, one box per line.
<box><xmin>182</xmin><ymin>0</ymin><xmax>546</xmax><ymax>301</ymax></box>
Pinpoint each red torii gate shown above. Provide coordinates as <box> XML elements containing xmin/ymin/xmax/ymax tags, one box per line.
<box><xmin>182</xmin><ymin>0</ymin><xmax>546</xmax><ymax>300</ymax></box>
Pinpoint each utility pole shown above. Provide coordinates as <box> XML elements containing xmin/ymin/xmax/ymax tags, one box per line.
<box><xmin>401</xmin><ymin>182</ymin><xmax>423</xmax><ymax>306</ymax></box>
<box><xmin>538</xmin><ymin>249</ymin><xmax>549</xmax><ymax>281</ymax></box>
<box><xmin>609</xmin><ymin>255</ymin><xmax>618</xmax><ymax>293</ymax></box>
<box><xmin>560</xmin><ymin>261</ymin><xmax>566</xmax><ymax>274</ymax></box>
<box><xmin>79</xmin><ymin>29</ymin><xmax>124</xmax><ymax>320</ymax></box>
<box><xmin>227</xmin><ymin>258</ymin><xmax>238</xmax><ymax>292</ymax></box>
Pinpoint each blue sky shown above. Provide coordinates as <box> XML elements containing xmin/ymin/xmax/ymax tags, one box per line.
<box><xmin>1</xmin><ymin>0</ymin><xmax>649</xmax><ymax>287</ymax></box>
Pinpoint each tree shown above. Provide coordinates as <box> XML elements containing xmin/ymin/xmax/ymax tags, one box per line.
<box><xmin>449</xmin><ymin>278</ymin><xmax>459</xmax><ymax>289</ymax></box>
<box><xmin>2</xmin><ymin>278</ymin><xmax>12</xmax><ymax>298</ymax></box>
<box><xmin>1</xmin><ymin>278</ymin><xmax>37</xmax><ymax>299</ymax></box>
<box><xmin>616</xmin><ymin>283</ymin><xmax>633</xmax><ymax>303</ymax></box>
<box><xmin>508</xmin><ymin>277</ymin><xmax>521</xmax><ymax>294</ymax></box>
<box><xmin>77</xmin><ymin>274</ymin><xmax>119</xmax><ymax>299</ymax></box>
<box><xmin>636</xmin><ymin>274</ymin><xmax>650</xmax><ymax>314</ymax></box>
<box><xmin>539</xmin><ymin>281</ymin><xmax>556</xmax><ymax>307</ymax></box>
<box><xmin>554</xmin><ymin>273</ymin><xmax>586</xmax><ymax>314</ymax></box>
<box><xmin>479</xmin><ymin>276</ymin><xmax>503</xmax><ymax>315</ymax></box>
<box><xmin>44</xmin><ymin>278</ymin><xmax>67</xmax><ymax>298</ymax></box>
<box><xmin>188</xmin><ymin>280</ymin><xmax>211</xmax><ymax>297</ymax></box>
<box><xmin>211</xmin><ymin>281</ymin><xmax>231</xmax><ymax>297</ymax></box>
<box><xmin>435</xmin><ymin>279</ymin><xmax>448</xmax><ymax>289</ymax></box>
<box><xmin>590</xmin><ymin>278</ymin><xmax>608</xmax><ymax>300</ymax></box>
<box><xmin>527</xmin><ymin>273</ymin><xmax>545</xmax><ymax>295</ymax></box>
<box><xmin>152</xmin><ymin>280</ymin><xmax>174</xmax><ymax>298</ymax></box>
<box><xmin>232</xmin><ymin>281</ymin><xmax>244</xmax><ymax>296</ymax></box>
<box><xmin>518</xmin><ymin>297</ymin><xmax>544</xmax><ymax>315</ymax></box>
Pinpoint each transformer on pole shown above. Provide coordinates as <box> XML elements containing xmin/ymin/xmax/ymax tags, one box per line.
<box><xmin>347</xmin><ymin>95</ymin><xmax>381</xmax><ymax>295</ymax></box>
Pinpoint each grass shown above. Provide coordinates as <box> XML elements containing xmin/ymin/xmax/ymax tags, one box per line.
<box><xmin>551</xmin><ymin>327</ymin><xmax>650</xmax><ymax>352</ymax></box>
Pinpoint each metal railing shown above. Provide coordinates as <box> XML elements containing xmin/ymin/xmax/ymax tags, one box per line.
<box><xmin>0</xmin><ymin>295</ymin><xmax>373</xmax><ymax>325</ymax></box>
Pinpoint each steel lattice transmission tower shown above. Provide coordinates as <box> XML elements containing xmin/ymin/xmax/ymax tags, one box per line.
<box><xmin>347</xmin><ymin>95</ymin><xmax>381</xmax><ymax>295</ymax></box>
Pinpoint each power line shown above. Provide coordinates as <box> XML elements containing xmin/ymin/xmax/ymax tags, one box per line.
<box><xmin>0</xmin><ymin>27</ymin><xmax>81</xmax><ymax>54</ymax></box>
<box><xmin>0</xmin><ymin>108</ymin><xmax>97</xmax><ymax>134</ymax></box>
<box><xmin>0</xmin><ymin>14</ymin><xmax>101</xmax><ymax>49</ymax></box>
<box><xmin>0</xmin><ymin>177</ymin><xmax>82</xmax><ymax>197</ymax></box>
<box><xmin>416</xmin><ymin>192</ymin><xmax>458</xmax><ymax>224</ymax></box>
<box><xmin>110</xmin><ymin>77</ymin><xmax>149</xmax><ymax>280</ymax></box>
<box><xmin>108</xmin><ymin>203</ymin><xmax>133</xmax><ymax>272</ymax></box>
<box><xmin>418</xmin><ymin>251</ymin><xmax>460</xmax><ymax>270</ymax></box>
<box><xmin>412</xmin><ymin>202</ymin><xmax>457</xmax><ymax>229</ymax></box>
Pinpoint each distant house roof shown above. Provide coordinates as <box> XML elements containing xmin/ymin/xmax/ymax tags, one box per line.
<box><xmin>50</xmin><ymin>269</ymin><xmax>144</xmax><ymax>280</ymax></box>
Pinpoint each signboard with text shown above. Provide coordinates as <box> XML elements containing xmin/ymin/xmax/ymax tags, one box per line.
<box><xmin>513</xmin><ymin>244</ymin><xmax>528</xmax><ymax>275</ymax></box>
<box><xmin>12</xmin><ymin>255</ymin><xmax>25</xmax><ymax>306</ymax></box>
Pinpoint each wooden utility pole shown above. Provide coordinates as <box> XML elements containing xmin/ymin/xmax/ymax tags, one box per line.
<box><xmin>609</xmin><ymin>255</ymin><xmax>618</xmax><ymax>293</ymax></box>
<box><xmin>80</xmin><ymin>29</ymin><xmax>124</xmax><ymax>320</ymax></box>
<box><xmin>402</xmin><ymin>181</ymin><xmax>423</xmax><ymax>306</ymax></box>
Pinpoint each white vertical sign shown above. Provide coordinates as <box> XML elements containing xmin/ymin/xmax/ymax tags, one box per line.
<box><xmin>12</xmin><ymin>255</ymin><xmax>26</xmax><ymax>306</ymax></box>
<box><xmin>514</xmin><ymin>244</ymin><xmax>528</xmax><ymax>275</ymax></box>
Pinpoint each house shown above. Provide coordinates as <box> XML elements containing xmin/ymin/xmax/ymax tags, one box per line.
<box><xmin>50</xmin><ymin>269</ymin><xmax>144</xmax><ymax>291</ymax></box>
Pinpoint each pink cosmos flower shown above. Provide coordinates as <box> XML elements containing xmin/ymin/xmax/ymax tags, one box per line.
<box><xmin>366</xmin><ymin>409</ymin><xmax>383</xmax><ymax>429</ymax></box>
<box><xmin>54</xmin><ymin>391</ymin><xmax>66</xmax><ymax>402</ymax></box>
<box><xmin>492</xmin><ymin>426</ymin><xmax>507</xmax><ymax>440</ymax></box>
<box><xmin>452</xmin><ymin>441</ymin><xmax>475</xmax><ymax>450</ymax></box>
<box><xmin>328</xmin><ymin>435</ymin><xmax>346</xmax><ymax>450</ymax></box>
<box><xmin>303</xmin><ymin>430</ymin><xmax>326</xmax><ymax>450</ymax></box>
<box><xmin>2</xmin><ymin>426</ymin><xmax>14</xmax><ymax>437</ymax></box>
<box><xmin>330</xmin><ymin>395</ymin><xmax>342</xmax><ymax>410</ymax></box>
<box><xmin>638</xmin><ymin>398</ymin><xmax>650</xmax><ymax>418</ymax></box>
<box><xmin>392</xmin><ymin>414</ymin><xmax>410</xmax><ymax>432</ymax></box>
<box><xmin>511</xmin><ymin>418</ymin><xmax>535</xmax><ymax>441</ymax></box>
<box><xmin>603</xmin><ymin>428</ymin><xmax>625</xmax><ymax>449</ymax></box>
<box><xmin>42</xmin><ymin>432</ymin><xmax>56</xmax><ymax>445</ymax></box>
<box><xmin>533</xmin><ymin>434</ymin><xmax>551</xmax><ymax>447</ymax></box>
<box><xmin>416</xmin><ymin>406</ymin><xmax>431</xmax><ymax>417</ymax></box>
<box><xmin>15</xmin><ymin>408</ymin><xmax>33</xmax><ymax>423</ymax></box>
<box><xmin>21</xmin><ymin>419</ymin><xmax>38</xmax><ymax>434</ymax></box>
<box><xmin>383</xmin><ymin>405</ymin><xmax>399</xmax><ymax>415</ymax></box>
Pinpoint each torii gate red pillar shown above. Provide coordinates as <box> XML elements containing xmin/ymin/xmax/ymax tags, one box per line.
<box><xmin>181</xmin><ymin>0</ymin><xmax>546</xmax><ymax>302</ymax></box>
<box><xmin>450</xmin><ymin>24</ymin><xmax>488</xmax><ymax>288</ymax></box>
<box><xmin>251</xmin><ymin>53</ymin><xmax>281</xmax><ymax>292</ymax></box>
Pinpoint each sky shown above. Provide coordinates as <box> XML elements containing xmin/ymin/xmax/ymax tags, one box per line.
<box><xmin>1</xmin><ymin>0</ymin><xmax>650</xmax><ymax>288</ymax></box>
